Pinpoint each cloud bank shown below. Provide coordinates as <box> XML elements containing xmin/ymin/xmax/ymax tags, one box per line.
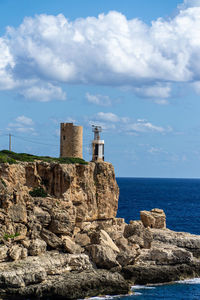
<box><xmin>1</xmin><ymin>1</ymin><xmax>200</xmax><ymax>101</ymax></box>
<box><xmin>90</xmin><ymin>112</ymin><xmax>171</xmax><ymax>134</ymax></box>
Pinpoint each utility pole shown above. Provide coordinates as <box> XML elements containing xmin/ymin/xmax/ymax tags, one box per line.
<box><xmin>9</xmin><ymin>134</ymin><xmax>11</xmax><ymax>151</ymax></box>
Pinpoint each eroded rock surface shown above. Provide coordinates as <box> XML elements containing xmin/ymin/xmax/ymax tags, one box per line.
<box><xmin>1</xmin><ymin>161</ymin><xmax>200</xmax><ymax>298</ymax></box>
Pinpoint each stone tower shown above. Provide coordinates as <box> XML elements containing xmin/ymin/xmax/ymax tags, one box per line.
<box><xmin>60</xmin><ymin>123</ymin><xmax>83</xmax><ymax>158</ymax></box>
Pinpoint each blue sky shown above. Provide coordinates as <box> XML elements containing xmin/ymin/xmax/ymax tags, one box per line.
<box><xmin>1</xmin><ymin>0</ymin><xmax>200</xmax><ymax>178</ymax></box>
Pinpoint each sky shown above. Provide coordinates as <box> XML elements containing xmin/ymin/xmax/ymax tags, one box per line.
<box><xmin>1</xmin><ymin>0</ymin><xmax>200</xmax><ymax>178</ymax></box>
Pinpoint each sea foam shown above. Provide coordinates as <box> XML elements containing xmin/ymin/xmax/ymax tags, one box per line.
<box><xmin>177</xmin><ymin>278</ymin><xmax>200</xmax><ymax>285</ymax></box>
<box><xmin>131</xmin><ymin>285</ymin><xmax>156</xmax><ymax>290</ymax></box>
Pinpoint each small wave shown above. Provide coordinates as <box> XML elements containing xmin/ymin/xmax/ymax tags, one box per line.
<box><xmin>177</xmin><ymin>278</ymin><xmax>200</xmax><ymax>285</ymax></box>
<box><xmin>134</xmin><ymin>292</ymin><xmax>142</xmax><ymax>296</ymax></box>
<box><xmin>81</xmin><ymin>296</ymin><xmax>122</xmax><ymax>300</ymax></box>
<box><xmin>131</xmin><ymin>285</ymin><xmax>156</xmax><ymax>290</ymax></box>
<box><xmin>82</xmin><ymin>293</ymin><xmax>135</xmax><ymax>299</ymax></box>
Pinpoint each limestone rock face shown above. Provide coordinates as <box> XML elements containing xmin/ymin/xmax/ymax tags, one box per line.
<box><xmin>0</xmin><ymin>252</ymin><xmax>94</xmax><ymax>289</ymax></box>
<box><xmin>0</xmin><ymin>161</ymin><xmax>118</xmax><ymax>226</ymax></box>
<box><xmin>140</xmin><ymin>208</ymin><xmax>166</xmax><ymax>229</ymax></box>
<box><xmin>0</xmin><ymin>161</ymin><xmax>119</xmax><ymax>261</ymax></box>
<box><xmin>2</xmin><ymin>160</ymin><xmax>200</xmax><ymax>297</ymax></box>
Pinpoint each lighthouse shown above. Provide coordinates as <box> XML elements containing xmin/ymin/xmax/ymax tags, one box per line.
<box><xmin>92</xmin><ymin>125</ymin><xmax>104</xmax><ymax>162</ymax></box>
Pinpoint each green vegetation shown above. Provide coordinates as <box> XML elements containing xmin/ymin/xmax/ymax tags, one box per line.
<box><xmin>3</xmin><ymin>232</ymin><xmax>20</xmax><ymax>241</ymax></box>
<box><xmin>29</xmin><ymin>187</ymin><xmax>47</xmax><ymax>198</ymax></box>
<box><xmin>0</xmin><ymin>178</ymin><xmax>6</xmax><ymax>187</ymax></box>
<box><xmin>0</xmin><ymin>150</ymin><xmax>88</xmax><ymax>165</ymax></box>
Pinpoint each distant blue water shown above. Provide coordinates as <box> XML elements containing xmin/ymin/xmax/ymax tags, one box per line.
<box><xmin>117</xmin><ymin>177</ymin><xmax>200</xmax><ymax>235</ymax></box>
<box><xmin>114</xmin><ymin>178</ymin><xmax>200</xmax><ymax>299</ymax></box>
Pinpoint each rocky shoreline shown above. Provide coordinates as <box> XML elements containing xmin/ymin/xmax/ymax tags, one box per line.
<box><xmin>0</xmin><ymin>161</ymin><xmax>200</xmax><ymax>299</ymax></box>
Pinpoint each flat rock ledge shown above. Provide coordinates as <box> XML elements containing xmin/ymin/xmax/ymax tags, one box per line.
<box><xmin>2</xmin><ymin>270</ymin><xmax>129</xmax><ymax>300</ymax></box>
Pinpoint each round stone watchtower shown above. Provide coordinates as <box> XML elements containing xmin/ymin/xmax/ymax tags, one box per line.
<box><xmin>60</xmin><ymin>123</ymin><xmax>83</xmax><ymax>158</ymax></box>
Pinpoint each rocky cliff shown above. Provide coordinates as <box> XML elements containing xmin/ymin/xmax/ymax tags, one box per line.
<box><xmin>1</xmin><ymin>160</ymin><xmax>200</xmax><ymax>299</ymax></box>
<box><xmin>0</xmin><ymin>161</ymin><xmax>119</xmax><ymax>236</ymax></box>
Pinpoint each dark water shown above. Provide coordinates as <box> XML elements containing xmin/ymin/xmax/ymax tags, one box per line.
<box><xmin>113</xmin><ymin>178</ymin><xmax>200</xmax><ymax>299</ymax></box>
<box><xmin>117</xmin><ymin>177</ymin><xmax>200</xmax><ymax>235</ymax></box>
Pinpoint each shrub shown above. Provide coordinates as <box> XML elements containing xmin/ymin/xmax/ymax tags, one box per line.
<box><xmin>0</xmin><ymin>178</ymin><xmax>6</xmax><ymax>187</ymax></box>
<box><xmin>0</xmin><ymin>150</ymin><xmax>88</xmax><ymax>165</ymax></box>
<box><xmin>4</xmin><ymin>232</ymin><xmax>20</xmax><ymax>241</ymax></box>
<box><xmin>29</xmin><ymin>187</ymin><xmax>47</xmax><ymax>198</ymax></box>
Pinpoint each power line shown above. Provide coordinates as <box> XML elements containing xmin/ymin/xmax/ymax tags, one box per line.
<box><xmin>12</xmin><ymin>135</ymin><xmax>58</xmax><ymax>147</ymax></box>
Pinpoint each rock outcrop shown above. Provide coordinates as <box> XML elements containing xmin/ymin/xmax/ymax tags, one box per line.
<box><xmin>0</xmin><ymin>161</ymin><xmax>118</xmax><ymax>250</ymax></box>
<box><xmin>140</xmin><ymin>208</ymin><xmax>166</xmax><ymax>229</ymax></box>
<box><xmin>1</xmin><ymin>161</ymin><xmax>200</xmax><ymax>299</ymax></box>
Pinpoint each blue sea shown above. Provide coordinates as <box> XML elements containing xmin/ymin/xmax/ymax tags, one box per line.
<box><xmin>91</xmin><ymin>178</ymin><xmax>200</xmax><ymax>300</ymax></box>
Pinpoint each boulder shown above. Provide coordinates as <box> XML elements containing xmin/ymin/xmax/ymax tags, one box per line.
<box><xmin>74</xmin><ymin>233</ymin><xmax>91</xmax><ymax>247</ymax></box>
<box><xmin>49</xmin><ymin>208</ymin><xmax>75</xmax><ymax>236</ymax></box>
<box><xmin>33</xmin><ymin>207</ymin><xmax>51</xmax><ymax>227</ymax></box>
<box><xmin>0</xmin><ymin>245</ymin><xmax>8</xmax><ymax>262</ymax></box>
<box><xmin>116</xmin><ymin>250</ymin><xmax>136</xmax><ymax>267</ymax></box>
<box><xmin>8</xmin><ymin>204</ymin><xmax>27</xmax><ymax>223</ymax></box>
<box><xmin>21</xmin><ymin>248</ymin><xmax>28</xmax><ymax>259</ymax></box>
<box><xmin>62</xmin><ymin>236</ymin><xmax>82</xmax><ymax>254</ymax></box>
<box><xmin>29</xmin><ymin>239</ymin><xmax>47</xmax><ymax>256</ymax></box>
<box><xmin>40</xmin><ymin>229</ymin><xmax>62</xmax><ymax>249</ymax></box>
<box><xmin>9</xmin><ymin>245</ymin><xmax>23</xmax><ymax>261</ymax></box>
<box><xmin>90</xmin><ymin>230</ymin><xmax>120</xmax><ymax>253</ymax></box>
<box><xmin>124</xmin><ymin>221</ymin><xmax>152</xmax><ymax>249</ymax></box>
<box><xmin>140</xmin><ymin>208</ymin><xmax>166</xmax><ymax>229</ymax></box>
<box><xmin>67</xmin><ymin>254</ymin><xmax>94</xmax><ymax>272</ymax></box>
<box><xmin>124</xmin><ymin>221</ymin><xmax>144</xmax><ymax>238</ymax></box>
<box><xmin>86</xmin><ymin>244</ymin><xmax>119</xmax><ymax>269</ymax></box>
<box><xmin>115</xmin><ymin>237</ymin><xmax>129</xmax><ymax>252</ymax></box>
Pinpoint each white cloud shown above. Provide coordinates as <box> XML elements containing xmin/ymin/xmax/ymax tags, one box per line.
<box><xmin>16</xmin><ymin>115</ymin><xmax>34</xmax><ymax>126</ymax></box>
<box><xmin>0</xmin><ymin>38</ymin><xmax>16</xmax><ymax>90</ymax></box>
<box><xmin>96</xmin><ymin>112</ymin><xmax>120</xmax><ymax>122</ymax></box>
<box><xmin>126</xmin><ymin>122</ymin><xmax>165</xmax><ymax>133</ymax></box>
<box><xmin>133</xmin><ymin>84</ymin><xmax>171</xmax><ymax>100</ymax></box>
<box><xmin>1</xmin><ymin>4</ymin><xmax>200</xmax><ymax>101</ymax></box>
<box><xmin>178</xmin><ymin>0</ymin><xmax>200</xmax><ymax>9</ymax></box>
<box><xmin>8</xmin><ymin>115</ymin><xmax>35</xmax><ymax>133</ymax></box>
<box><xmin>20</xmin><ymin>83</ymin><xmax>66</xmax><ymax>102</ymax></box>
<box><xmin>93</xmin><ymin>112</ymin><xmax>171</xmax><ymax>134</ymax></box>
<box><xmin>86</xmin><ymin>93</ymin><xmax>111</xmax><ymax>106</ymax></box>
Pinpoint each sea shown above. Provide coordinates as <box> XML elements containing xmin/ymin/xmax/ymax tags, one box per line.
<box><xmin>89</xmin><ymin>178</ymin><xmax>200</xmax><ymax>300</ymax></box>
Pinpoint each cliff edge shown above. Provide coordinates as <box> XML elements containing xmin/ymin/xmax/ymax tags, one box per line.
<box><xmin>0</xmin><ymin>160</ymin><xmax>200</xmax><ymax>299</ymax></box>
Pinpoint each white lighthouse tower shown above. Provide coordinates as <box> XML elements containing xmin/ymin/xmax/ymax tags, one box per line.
<box><xmin>92</xmin><ymin>125</ymin><xmax>104</xmax><ymax>162</ymax></box>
